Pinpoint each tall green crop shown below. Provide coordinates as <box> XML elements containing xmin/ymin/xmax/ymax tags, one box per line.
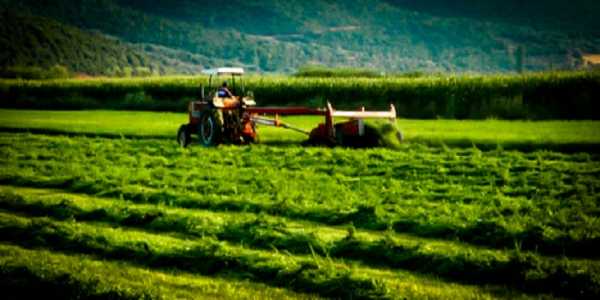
<box><xmin>1</xmin><ymin>71</ymin><xmax>599</xmax><ymax>119</ymax></box>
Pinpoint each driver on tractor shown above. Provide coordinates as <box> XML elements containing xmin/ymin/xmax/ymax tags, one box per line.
<box><xmin>218</xmin><ymin>81</ymin><xmax>234</xmax><ymax>98</ymax></box>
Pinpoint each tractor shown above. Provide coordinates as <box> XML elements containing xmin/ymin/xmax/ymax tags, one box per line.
<box><xmin>177</xmin><ymin>67</ymin><xmax>401</xmax><ymax>147</ymax></box>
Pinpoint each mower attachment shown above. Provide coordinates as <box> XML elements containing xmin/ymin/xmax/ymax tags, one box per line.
<box><xmin>246</xmin><ymin>102</ymin><xmax>398</xmax><ymax>147</ymax></box>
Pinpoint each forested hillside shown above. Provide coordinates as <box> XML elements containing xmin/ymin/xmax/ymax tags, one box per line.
<box><xmin>0</xmin><ymin>11</ymin><xmax>151</xmax><ymax>76</ymax></box>
<box><xmin>2</xmin><ymin>0</ymin><xmax>599</xmax><ymax>75</ymax></box>
<box><xmin>384</xmin><ymin>0</ymin><xmax>600</xmax><ymax>33</ymax></box>
<box><xmin>0</xmin><ymin>10</ymin><xmax>229</xmax><ymax>76</ymax></box>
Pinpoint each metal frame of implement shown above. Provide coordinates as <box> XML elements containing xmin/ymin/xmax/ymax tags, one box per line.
<box><xmin>247</xmin><ymin>103</ymin><xmax>397</xmax><ymax>140</ymax></box>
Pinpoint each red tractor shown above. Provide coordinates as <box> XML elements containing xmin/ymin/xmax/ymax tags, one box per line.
<box><xmin>177</xmin><ymin>67</ymin><xmax>400</xmax><ymax>147</ymax></box>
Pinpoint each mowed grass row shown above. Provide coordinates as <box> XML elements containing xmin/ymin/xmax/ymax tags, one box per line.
<box><xmin>1</xmin><ymin>110</ymin><xmax>599</xmax><ymax>299</ymax></box>
<box><xmin>0</xmin><ymin>210</ymin><xmax>534</xmax><ymax>300</ymax></box>
<box><xmin>1</xmin><ymin>109</ymin><xmax>600</xmax><ymax>151</ymax></box>
<box><xmin>1</xmin><ymin>133</ymin><xmax>599</xmax><ymax>258</ymax></box>
<box><xmin>0</xmin><ymin>243</ymin><xmax>317</xmax><ymax>300</ymax></box>
<box><xmin>1</xmin><ymin>185</ymin><xmax>598</xmax><ymax>298</ymax></box>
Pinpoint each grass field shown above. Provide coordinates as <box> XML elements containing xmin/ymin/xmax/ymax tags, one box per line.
<box><xmin>0</xmin><ymin>108</ymin><xmax>599</xmax><ymax>298</ymax></box>
<box><xmin>1</xmin><ymin>109</ymin><xmax>599</xmax><ymax>151</ymax></box>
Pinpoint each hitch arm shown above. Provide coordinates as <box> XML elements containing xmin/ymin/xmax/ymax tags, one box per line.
<box><xmin>251</xmin><ymin>116</ymin><xmax>310</xmax><ymax>135</ymax></box>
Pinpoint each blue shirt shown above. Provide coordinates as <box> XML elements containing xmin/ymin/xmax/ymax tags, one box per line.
<box><xmin>218</xmin><ymin>88</ymin><xmax>229</xmax><ymax>97</ymax></box>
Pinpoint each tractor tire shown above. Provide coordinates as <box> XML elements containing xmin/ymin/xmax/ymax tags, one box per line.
<box><xmin>177</xmin><ymin>124</ymin><xmax>191</xmax><ymax>147</ymax></box>
<box><xmin>198</xmin><ymin>110</ymin><xmax>222</xmax><ymax>147</ymax></box>
<box><xmin>244</xmin><ymin>133</ymin><xmax>260</xmax><ymax>144</ymax></box>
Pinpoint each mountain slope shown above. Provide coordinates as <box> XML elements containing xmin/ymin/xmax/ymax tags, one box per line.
<box><xmin>383</xmin><ymin>0</ymin><xmax>600</xmax><ymax>33</ymax></box>
<box><xmin>3</xmin><ymin>0</ymin><xmax>600</xmax><ymax>73</ymax></box>
<box><xmin>0</xmin><ymin>9</ymin><xmax>230</xmax><ymax>75</ymax></box>
<box><xmin>0</xmin><ymin>10</ymin><xmax>152</xmax><ymax>75</ymax></box>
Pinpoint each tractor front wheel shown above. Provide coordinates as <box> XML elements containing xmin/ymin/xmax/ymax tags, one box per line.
<box><xmin>198</xmin><ymin>110</ymin><xmax>222</xmax><ymax>147</ymax></box>
<box><xmin>177</xmin><ymin>124</ymin><xmax>191</xmax><ymax>147</ymax></box>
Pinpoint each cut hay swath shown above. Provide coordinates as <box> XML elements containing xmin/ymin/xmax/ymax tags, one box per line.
<box><xmin>1</xmin><ymin>130</ymin><xmax>599</xmax><ymax>299</ymax></box>
<box><xmin>363</xmin><ymin>120</ymin><xmax>404</xmax><ymax>149</ymax></box>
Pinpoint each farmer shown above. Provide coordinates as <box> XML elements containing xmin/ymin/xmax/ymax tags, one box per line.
<box><xmin>218</xmin><ymin>81</ymin><xmax>234</xmax><ymax>98</ymax></box>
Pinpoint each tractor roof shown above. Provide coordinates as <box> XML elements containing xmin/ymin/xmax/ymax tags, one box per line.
<box><xmin>202</xmin><ymin>67</ymin><xmax>245</xmax><ymax>76</ymax></box>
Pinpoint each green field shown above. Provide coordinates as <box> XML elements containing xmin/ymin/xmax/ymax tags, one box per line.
<box><xmin>1</xmin><ymin>109</ymin><xmax>600</xmax><ymax>151</ymax></box>
<box><xmin>0</xmin><ymin>109</ymin><xmax>599</xmax><ymax>299</ymax></box>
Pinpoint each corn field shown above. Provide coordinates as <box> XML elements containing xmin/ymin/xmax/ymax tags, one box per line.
<box><xmin>1</xmin><ymin>71</ymin><xmax>599</xmax><ymax>119</ymax></box>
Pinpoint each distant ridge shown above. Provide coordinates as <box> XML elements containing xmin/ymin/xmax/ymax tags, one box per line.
<box><xmin>2</xmin><ymin>0</ymin><xmax>600</xmax><ymax>74</ymax></box>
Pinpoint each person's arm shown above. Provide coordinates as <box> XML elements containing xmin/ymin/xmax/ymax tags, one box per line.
<box><xmin>225</xmin><ymin>87</ymin><xmax>234</xmax><ymax>97</ymax></box>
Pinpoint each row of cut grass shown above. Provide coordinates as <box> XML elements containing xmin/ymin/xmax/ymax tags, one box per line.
<box><xmin>5</xmin><ymin>171</ymin><xmax>598</xmax><ymax>258</ymax></box>
<box><xmin>0</xmin><ymin>210</ymin><xmax>531</xmax><ymax>300</ymax></box>
<box><xmin>1</xmin><ymin>185</ymin><xmax>598</xmax><ymax>298</ymax></box>
<box><xmin>1</xmin><ymin>133</ymin><xmax>598</xmax><ymax>257</ymax></box>
<box><xmin>0</xmin><ymin>242</ymin><xmax>318</xmax><ymax>300</ymax></box>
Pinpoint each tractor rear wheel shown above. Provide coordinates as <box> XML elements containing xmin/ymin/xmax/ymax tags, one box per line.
<box><xmin>198</xmin><ymin>110</ymin><xmax>222</xmax><ymax>147</ymax></box>
<box><xmin>243</xmin><ymin>133</ymin><xmax>260</xmax><ymax>144</ymax></box>
<box><xmin>177</xmin><ymin>124</ymin><xmax>191</xmax><ymax>147</ymax></box>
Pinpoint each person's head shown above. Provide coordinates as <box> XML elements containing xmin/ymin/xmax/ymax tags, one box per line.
<box><xmin>222</xmin><ymin>81</ymin><xmax>228</xmax><ymax>87</ymax></box>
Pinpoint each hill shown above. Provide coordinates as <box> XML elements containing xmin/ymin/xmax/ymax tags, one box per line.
<box><xmin>0</xmin><ymin>10</ymin><xmax>229</xmax><ymax>76</ymax></box>
<box><xmin>384</xmin><ymin>0</ymin><xmax>600</xmax><ymax>33</ymax></box>
<box><xmin>2</xmin><ymin>0</ymin><xmax>600</xmax><ymax>74</ymax></box>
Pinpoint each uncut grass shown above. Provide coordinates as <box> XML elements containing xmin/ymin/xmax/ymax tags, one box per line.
<box><xmin>0</xmin><ymin>211</ymin><xmax>528</xmax><ymax>300</ymax></box>
<box><xmin>1</xmin><ymin>133</ymin><xmax>599</xmax><ymax>257</ymax></box>
<box><xmin>1</xmin><ymin>109</ymin><xmax>600</xmax><ymax>151</ymax></box>
<box><xmin>0</xmin><ymin>243</ymin><xmax>317</xmax><ymax>300</ymax></box>
<box><xmin>1</xmin><ymin>186</ymin><xmax>598</xmax><ymax>298</ymax></box>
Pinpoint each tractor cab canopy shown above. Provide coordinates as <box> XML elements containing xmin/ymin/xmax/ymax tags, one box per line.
<box><xmin>202</xmin><ymin>67</ymin><xmax>245</xmax><ymax>97</ymax></box>
<box><xmin>201</xmin><ymin>67</ymin><xmax>244</xmax><ymax>76</ymax></box>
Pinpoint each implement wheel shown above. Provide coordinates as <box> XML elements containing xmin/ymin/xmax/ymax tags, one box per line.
<box><xmin>198</xmin><ymin>110</ymin><xmax>222</xmax><ymax>147</ymax></box>
<box><xmin>177</xmin><ymin>124</ymin><xmax>191</xmax><ymax>147</ymax></box>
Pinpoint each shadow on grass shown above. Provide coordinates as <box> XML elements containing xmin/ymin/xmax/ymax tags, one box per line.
<box><xmin>3</xmin><ymin>126</ymin><xmax>600</xmax><ymax>152</ymax></box>
<box><xmin>0</xmin><ymin>265</ymin><xmax>144</xmax><ymax>300</ymax></box>
<box><xmin>409</xmin><ymin>137</ymin><xmax>600</xmax><ymax>153</ymax></box>
<box><xmin>0</xmin><ymin>127</ymin><xmax>308</xmax><ymax>147</ymax></box>
<box><xmin>0</xmin><ymin>127</ymin><xmax>168</xmax><ymax>140</ymax></box>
